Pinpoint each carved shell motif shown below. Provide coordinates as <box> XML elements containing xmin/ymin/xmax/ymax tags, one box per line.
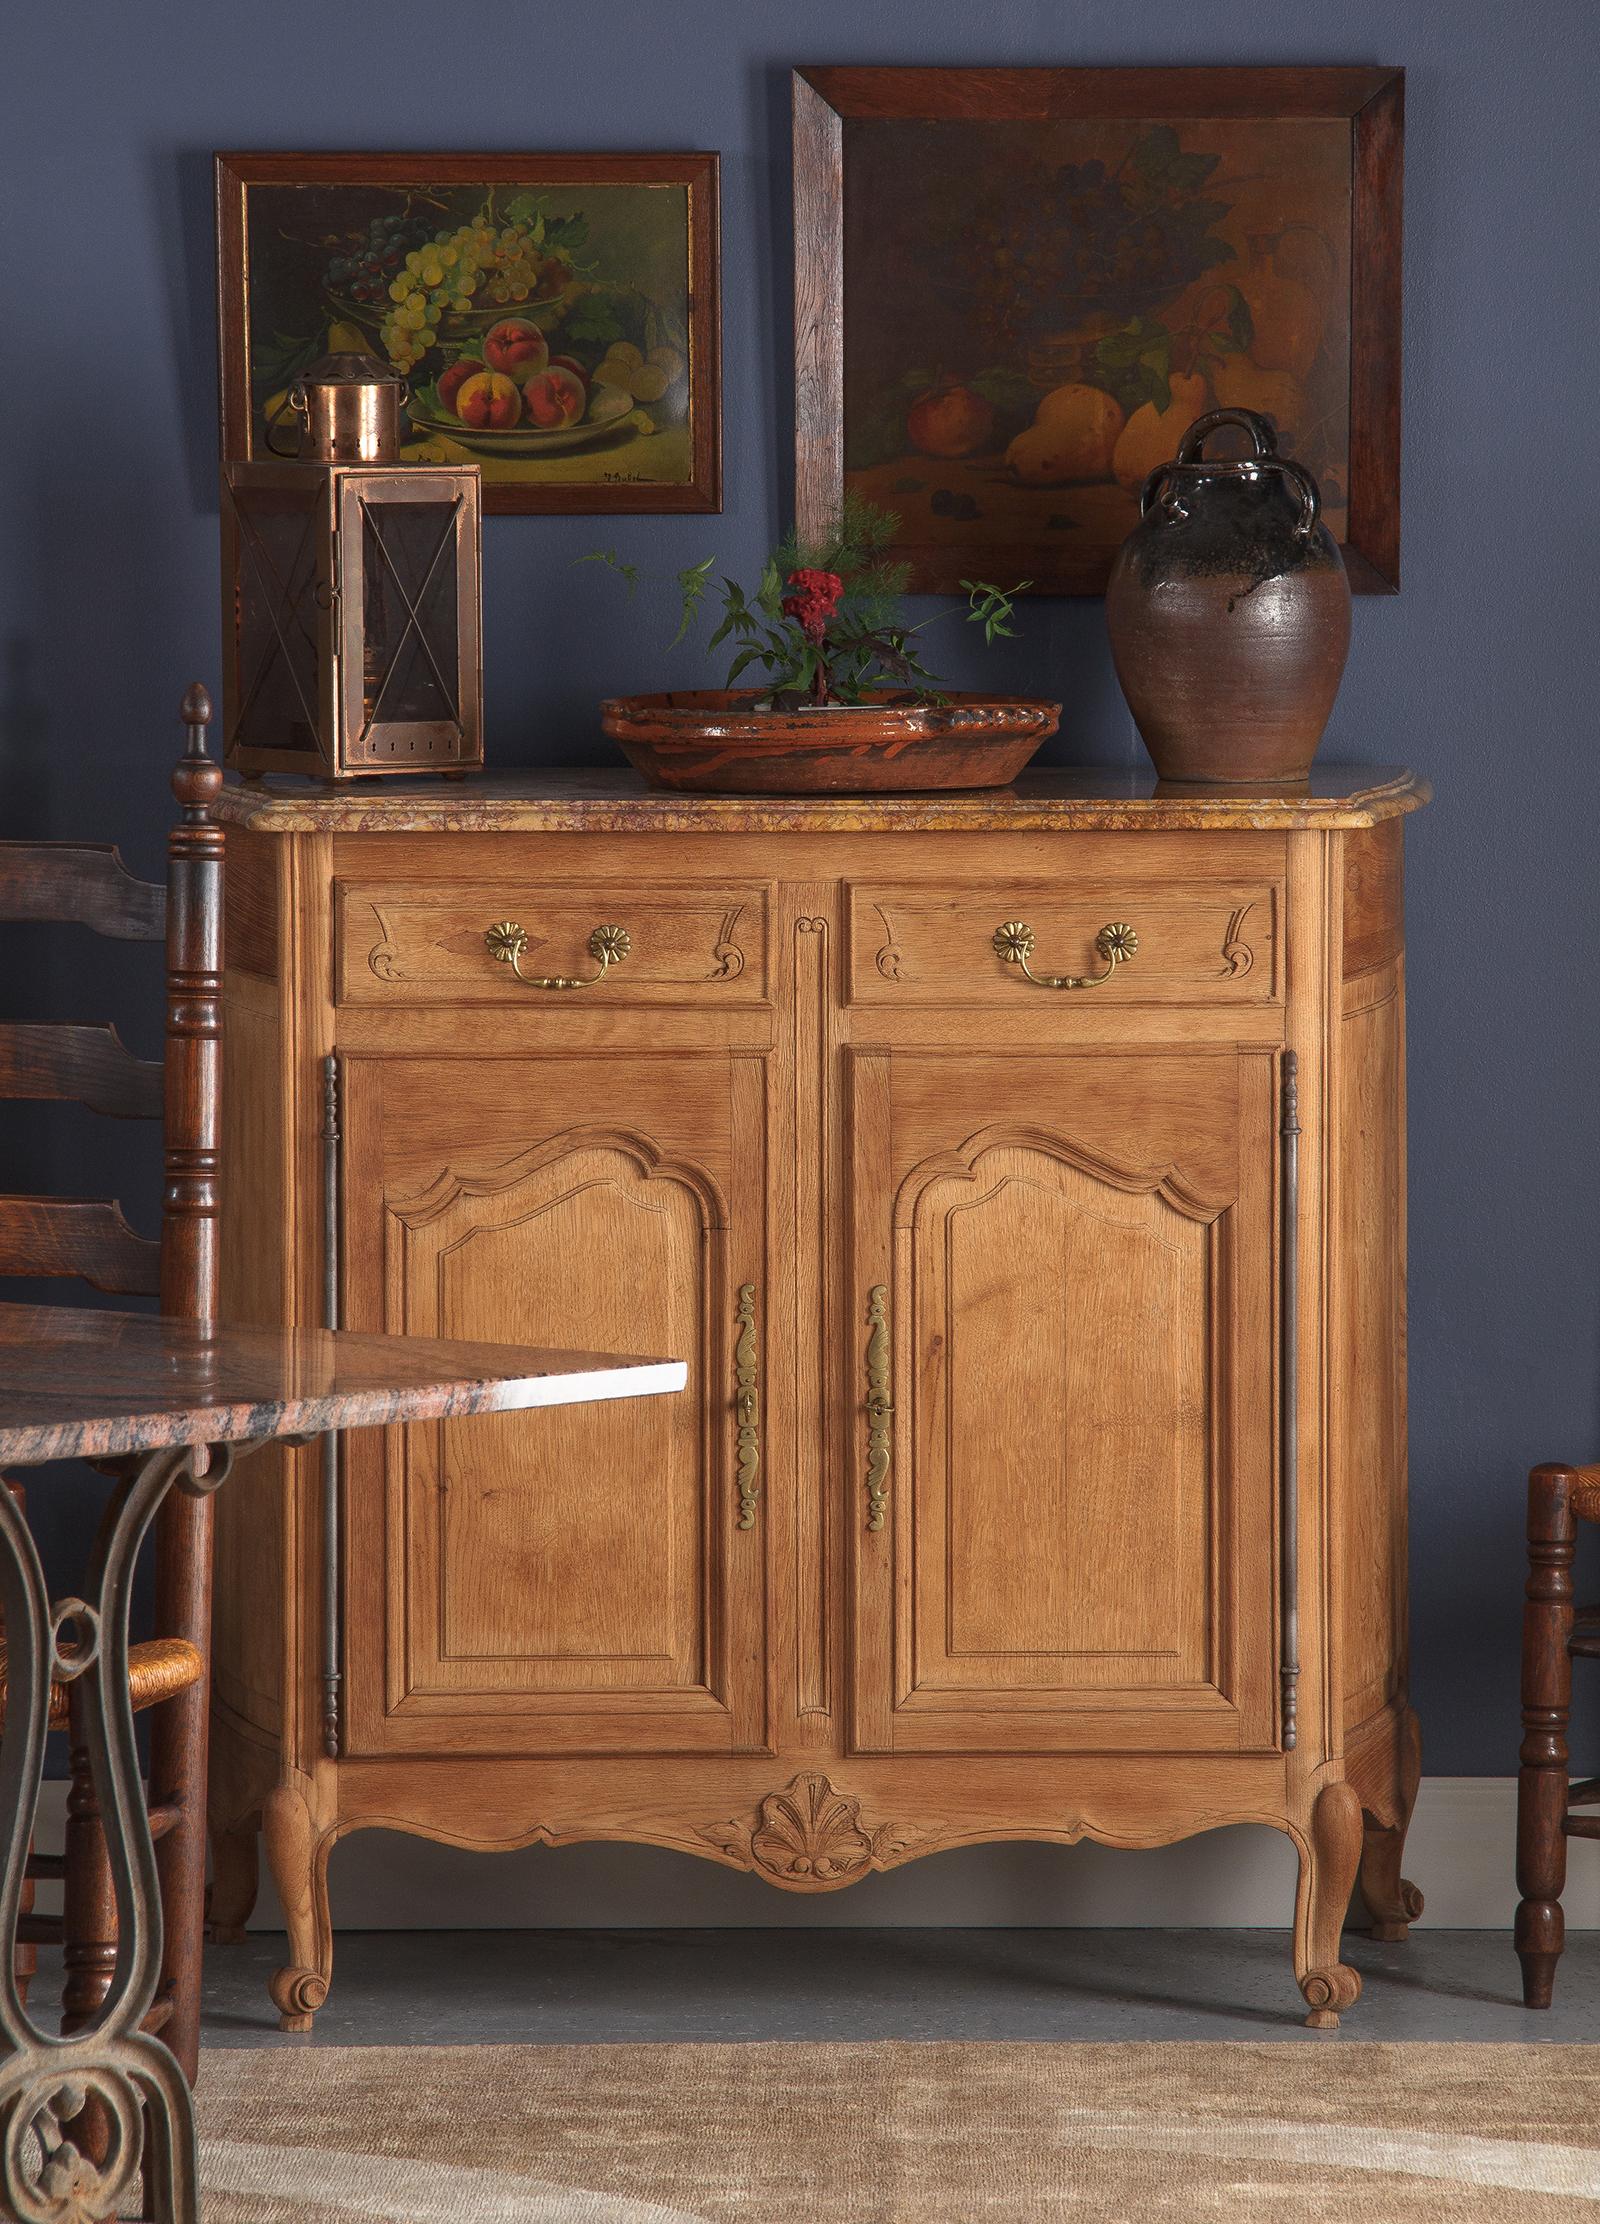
<box><xmin>699</xmin><ymin>1772</ymin><xmax>924</xmax><ymax>1891</ymax></box>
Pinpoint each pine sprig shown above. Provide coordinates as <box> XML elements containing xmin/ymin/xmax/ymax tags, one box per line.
<box><xmin>580</xmin><ymin>500</ymin><xmax>1026</xmax><ymax>707</ymax></box>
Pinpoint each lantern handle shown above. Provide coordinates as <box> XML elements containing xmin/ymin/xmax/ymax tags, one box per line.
<box><xmin>264</xmin><ymin>380</ymin><xmax>308</xmax><ymax>460</ymax></box>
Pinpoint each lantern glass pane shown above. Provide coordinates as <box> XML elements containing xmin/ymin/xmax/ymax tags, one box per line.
<box><xmin>360</xmin><ymin>499</ymin><xmax>461</xmax><ymax>731</ymax></box>
<box><xmin>233</xmin><ymin>489</ymin><xmax>323</xmax><ymax>757</ymax></box>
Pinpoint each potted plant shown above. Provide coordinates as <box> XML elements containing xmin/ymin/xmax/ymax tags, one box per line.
<box><xmin>588</xmin><ymin>499</ymin><xmax>1059</xmax><ymax>794</ymax></box>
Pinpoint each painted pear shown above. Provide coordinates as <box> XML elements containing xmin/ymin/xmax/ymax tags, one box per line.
<box><xmin>1110</xmin><ymin>372</ymin><xmax>1210</xmax><ymax>493</ymax></box>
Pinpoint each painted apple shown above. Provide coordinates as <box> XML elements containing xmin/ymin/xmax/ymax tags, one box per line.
<box><xmin>483</xmin><ymin>319</ymin><xmax>549</xmax><ymax>380</ymax></box>
<box><xmin>520</xmin><ymin>365</ymin><xmax>586</xmax><ymax>429</ymax></box>
<box><xmin>907</xmin><ymin>379</ymin><xmax>994</xmax><ymax>460</ymax></box>
<box><xmin>437</xmin><ymin>357</ymin><xmax>485</xmax><ymax>415</ymax></box>
<box><xmin>453</xmin><ymin>370</ymin><xmax>521</xmax><ymax>429</ymax></box>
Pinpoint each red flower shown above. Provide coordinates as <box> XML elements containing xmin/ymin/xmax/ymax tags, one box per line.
<box><xmin>781</xmin><ymin>567</ymin><xmax>844</xmax><ymax>644</ymax></box>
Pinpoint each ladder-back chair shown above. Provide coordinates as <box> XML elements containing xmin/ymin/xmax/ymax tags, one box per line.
<box><xmin>0</xmin><ymin>682</ymin><xmax>221</xmax><ymax>2083</ymax></box>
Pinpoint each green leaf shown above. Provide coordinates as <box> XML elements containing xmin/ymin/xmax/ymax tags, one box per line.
<box><xmin>1168</xmin><ymin>151</ymin><xmax>1222</xmax><ymax>193</ymax></box>
<box><xmin>1130</xmin><ymin>124</ymin><xmax>1182</xmax><ymax>178</ymax></box>
<box><xmin>542</xmin><ymin>213</ymin><xmax>589</xmax><ymax>255</ymax></box>
<box><xmin>564</xmin><ymin>295</ymin><xmax>624</xmax><ymax>347</ymax></box>
<box><xmin>669</xmin><ymin>555</ymin><xmax>715</xmax><ymax>648</ymax></box>
<box><xmin>574</xmin><ymin>549</ymin><xmax>640</xmax><ymax>594</ymax></box>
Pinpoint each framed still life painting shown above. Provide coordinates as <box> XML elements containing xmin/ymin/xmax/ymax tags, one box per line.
<box><xmin>216</xmin><ymin>151</ymin><xmax>721</xmax><ymax>513</ymax></box>
<box><xmin>794</xmin><ymin>68</ymin><xmax>1402</xmax><ymax>593</ymax></box>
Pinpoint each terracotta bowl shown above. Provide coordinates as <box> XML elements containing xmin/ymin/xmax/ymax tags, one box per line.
<box><xmin>600</xmin><ymin>690</ymin><xmax>1061</xmax><ymax>795</ymax></box>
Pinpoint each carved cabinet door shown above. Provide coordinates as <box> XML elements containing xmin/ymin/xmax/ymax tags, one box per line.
<box><xmin>337</xmin><ymin>1048</ymin><xmax>769</xmax><ymax>1757</ymax></box>
<box><xmin>848</xmin><ymin>1044</ymin><xmax>1282</xmax><ymax>1757</ymax></box>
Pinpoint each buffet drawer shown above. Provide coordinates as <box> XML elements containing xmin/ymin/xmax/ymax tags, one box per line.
<box><xmin>335</xmin><ymin>879</ymin><xmax>771</xmax><ymax>1005</ymax></box>
<box><xmin>845</xmin><ymin>877</ymin><xmax>1281</xmax><ymax>1006</ymax></box>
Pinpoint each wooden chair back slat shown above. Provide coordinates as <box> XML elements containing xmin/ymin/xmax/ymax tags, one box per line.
<box><xmin>0</xmin><ymin>685</ymin><xmax>221</xmax><ymax>2086</ymax></box>
<box><xmin>0</xmin><ymin>1197</ymin><xmax>161</xmax><ymax>1296</ymax></box>
<box><xmin>0</xmin><ymin>843</ymin><xmax>165</xmax><ymax>940</ymax></box>
<box><xmin>0</xmin><ymin>1022</ymin><xmax>164</xmax><ymax>1120</ymax></box>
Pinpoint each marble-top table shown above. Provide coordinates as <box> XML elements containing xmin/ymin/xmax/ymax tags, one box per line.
<box><xmin>0</xmin><ymin>1303</ymin><xmax>685</xmax><ymax>2223</ymax></box>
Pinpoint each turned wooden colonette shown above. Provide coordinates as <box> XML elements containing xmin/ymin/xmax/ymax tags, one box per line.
<box><xmin>206</xmin><ymin>765</ymin><xmax>1428</xmax><ymax>2029</ymax></box>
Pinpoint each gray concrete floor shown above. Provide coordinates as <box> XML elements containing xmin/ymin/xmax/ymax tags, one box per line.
<box><xmin>101</xmin><ymin>1929</ymin><xmax>1600</xmax><ymax>2046</ymax></box>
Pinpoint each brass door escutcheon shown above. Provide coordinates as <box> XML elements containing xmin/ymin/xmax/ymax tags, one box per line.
<box><xmin>865</xmin><ymin>1284</ymin><xmax>892</xmax><ymax>1532</ymax></box>
<box><xmin>993</xmin><ymin>918</ymin><xmax>1138</xmax><ymax>989</ymax></box>
<box><xmin>484</xmin><ymin>919</ymin><xmax>631</xmax><ymax>990</ymax></box>
<box><xmin>734</xmin><ymin>1282</ymin><xmax>760</xmax><ymax>1529</ymax></box>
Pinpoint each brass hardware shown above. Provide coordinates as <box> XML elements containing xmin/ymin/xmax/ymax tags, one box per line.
<box><xmin>1280</xmin><ymin>1050</ymin><xmax>1301</xmax><ymax>1752</ymax></box>
<box><xmin>865</xmin><ymin>1283</ymin><xmax>892</xmax><ymax>1532</ymax></box>
<box><xmin>734</xmin><ymin>1282</ymin><xmax>761</xmax><ymax>1528</ymax></box>
<box><xmin>484</xmin><ymin>919</ymin><xmax>632</xmax><ymax>989</ymax></box>
<box><xmin>993</xmin><ymin>918</ymin><xmax>1139</xmax><ymax>989</ymax></box>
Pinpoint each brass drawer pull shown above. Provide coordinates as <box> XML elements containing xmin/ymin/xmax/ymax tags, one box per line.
<box><xmin>484</xmin><ymin>919</ymin><xmax>631</xmax><ymax>990</ymax></box>
<box><xmin>734</xmin><ymin>1282</ymin><xmax>760</xmax><ymax>1529</ymax></box>
<box><xmin>865</xmin><ymin>1284</ymin><xmax>892</xmax><ymax>1533</ymax></box>
<box><xmin>993</xmin><ymin>918</ymin><xmax>1138</xmax><ymax>990</ymax></box>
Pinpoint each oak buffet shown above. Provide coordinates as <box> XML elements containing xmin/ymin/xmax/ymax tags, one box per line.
<box><xmin>208</xmin><ymin>765</ymin><xmax>1427</xmax><ymax>2030</ymax></box>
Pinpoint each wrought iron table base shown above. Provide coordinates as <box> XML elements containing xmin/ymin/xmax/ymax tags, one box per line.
<box><xmin>0</xmin><ymin>1439</ymin><xmax>258</xmax><ymax>2224</ymax></box>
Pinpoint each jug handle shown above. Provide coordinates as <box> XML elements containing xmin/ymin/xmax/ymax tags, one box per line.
<box><xmin>1175</xmin><ymin>408</ymin><xmax>1279</xmax><ymax>464</ymax></box>
<box><xmin>1146</xmin><ymin>410</ymin><xmax>1320</xmax><ymax>541</ymax></box>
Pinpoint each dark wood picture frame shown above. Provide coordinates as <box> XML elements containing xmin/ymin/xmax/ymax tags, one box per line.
<box><xmin>793</xmin><ymin>67</ymin><xmax>1402</xmax><ymax>594</ymax></box>
<box><xmin>216</xmin><ymin>150</ymin><xmax>722</xmax><ymax>515</ymax></box>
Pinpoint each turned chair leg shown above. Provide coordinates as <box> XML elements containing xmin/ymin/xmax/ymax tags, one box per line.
<box><xmin>1516</xmin><ymin>1464</ymin><xmax>1578</xmax><ymax>2008</ymax></box>
<box><xmin>60</xmin><ymin>1713</ymin><xmax>119</xmax><ymax>2165</ymax></box>
<box><xmin>60</xmin><ymin>1732</ymin><xmax>118</xmax><ymax>2031</ymax></box>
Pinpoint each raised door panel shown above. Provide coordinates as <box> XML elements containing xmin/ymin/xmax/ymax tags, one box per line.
<box><xmin>850</xmin><ymin>1046</ymin><xmax>1280</xmax><ymax>1756</ymax></box>
<box><xmin>340</xmin><ymin>1050</ymin><xmax>768</xmax><ymax>1756</ymax></box>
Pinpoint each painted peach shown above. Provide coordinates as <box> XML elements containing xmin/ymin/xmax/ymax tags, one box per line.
<box><xmin>437</xmin><ymin>357</ymin><xmax>485</xmax><ymax>415</ymax></box>
<box><xmin>483</xmin><ymin>319</ymin><xmax>549</xmax><ymax>380</ymax></box>
<box><xmin>520</xmin><ymin>365</ymin><xmax>586</xmax><ymax>429</ymax></box>
<box><xmin>454</xmin><ymin>370</ymin><xmax>521</xmax><ymax>429</ymax></box>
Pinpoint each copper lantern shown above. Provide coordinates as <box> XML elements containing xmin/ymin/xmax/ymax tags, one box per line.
<box><xmin>221</xmin><ymin>353</ymin><xmax>483</xmax><ymax>779</ymax></box>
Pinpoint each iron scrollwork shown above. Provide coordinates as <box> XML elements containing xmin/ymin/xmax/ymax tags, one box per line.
<box><xmin>0</xmin><ymin>1436</ymin><xmax>263</xmax><ymax>2223</ymax></box>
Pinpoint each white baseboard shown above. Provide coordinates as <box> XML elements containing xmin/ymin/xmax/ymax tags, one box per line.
<box><xmin>30</xmin><ymin>1776</ymin><xmax>1571</xmax><ymax>1931</ymax></box>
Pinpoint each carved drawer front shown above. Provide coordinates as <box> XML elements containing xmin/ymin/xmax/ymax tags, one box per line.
<box><xmin>336</xmin><ymin>879</ymin><xmax>770</xmax><ymax>1005</ymax></box>
<box><xmin>846</xmin><ymin>879</ymin><xmax>1281</xmax><ymax>1006</ymax></box>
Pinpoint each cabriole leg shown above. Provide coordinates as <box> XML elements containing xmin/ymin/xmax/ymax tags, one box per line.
<box><xmin>264</xmin><ymin>1778</ymin><xmax>333</xmax><ymax>2031</ymax></box>
<box><xmin>1295</xmin><ymin>1779</ymin><xmax>1364</xmax><ymax>2029</ymax></box>
<box><xmin>208</xmin><ymin>1817</ymin><xmax>261</xmax><ymax>1945</ymax></box>
<box><xmin>1359</xmin><ymin>1705</ymin><xmax>1425</xmax><ymax>1941</ymax></box>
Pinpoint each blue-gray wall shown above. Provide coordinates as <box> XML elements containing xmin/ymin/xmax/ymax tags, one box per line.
<box><xmin>2</xmin><ymin>0</ymin><xmax>1595</xmax><ymax>1780</ymax></box>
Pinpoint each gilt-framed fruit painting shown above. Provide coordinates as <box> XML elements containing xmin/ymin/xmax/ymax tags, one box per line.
<box><xmin>215</xmin><ymin>152</ymin><xmax>721</xmax><ymax>513</ymax></box>
<box><xmin>794</xmin><ymin>67</ymin><xmax>1402</xmax><ymax>593</ymax></box>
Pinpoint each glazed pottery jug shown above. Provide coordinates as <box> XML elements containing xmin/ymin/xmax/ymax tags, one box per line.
<box><xmin>1105</xmin><ymin>408</ymin><xmax>1351</xmax><ymax>784</ymax></box>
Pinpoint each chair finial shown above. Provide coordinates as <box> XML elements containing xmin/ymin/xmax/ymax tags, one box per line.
<box><xmin>173</xmin><ymin>680</ymin><xmax>221</xmax><ymax>818</ymax></box>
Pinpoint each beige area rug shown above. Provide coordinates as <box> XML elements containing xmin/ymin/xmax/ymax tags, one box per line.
<box><xmin>194</xmin><ymin>2041</ymin><xmax>1600</xmax><ymax>2222</ymax></box>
